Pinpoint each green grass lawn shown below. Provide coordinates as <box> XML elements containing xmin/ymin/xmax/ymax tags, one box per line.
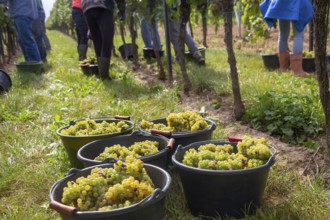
<box><xmin>0</xmin><ymin>30</ymin><xmax>329</xmax><ymax>220</ymax></box>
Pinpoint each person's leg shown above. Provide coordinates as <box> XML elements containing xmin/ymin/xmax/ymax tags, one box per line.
<box><xmin>140</xmin><ymin>18</ymin><xmax>153</xmax><ymax>49</ymax></box>
<box><xmin>85</xmin><ymin>9</ymin><xmax>102</xmax><ymax>57</ymax></box>
<box><xmin>151</xmin><ymin>20</ymin><xmax>161</xmax><ymax>51</ymax></box>
<box><xmin>32</xmin><ymin>17</ymin><xmax>47</xmax><ymax>62</ymax></box>
<box><xmin>95</xmin><ymin>9</ymin><xmax>114</xmax><ymax>80</ymax></box>
<box><xmin>169</xmin><ymin>19</ymin><xmax>180</xmax><ymax>56</ymax></box>
<box><xmin>278</xmin><ymin>19</ymin><xmax>290</xmax><ymax>71</ymax></box>
<box><xmin>290</xmin><ymin>24</ymin><xmax>309</xmax><ymax>77</ymax></box>
<box><xmin>183</xmin><ymin>24</ymin><xmax>205</xmax><ymax>65</ymax></box>
<box><xmin>73</xmin><ymin>8</ymin><xmax>88</xmax><ymax>61</ymax></box>
<box><xmin>14</xmin><ymin>16</ymin><xmax>41</xmax><ymax>62</ymax></box>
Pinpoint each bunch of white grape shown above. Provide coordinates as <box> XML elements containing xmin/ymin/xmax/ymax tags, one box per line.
<box><xmin>60</xmin><ymin>118</ymin><xmax>130</xmax><ymax>136</ymax></box>
<box><xmin>182</xmin><ymin>136</ymin><xmax>272</xmax><ymax>170</ymax></box>
<box><xmin>140</xmin><ymin>111</ymin><xmax>208</xmax><ymax>132</ymax></box>
<box><xmin>61</xmin><ymin>156</ymin><xmax>155</xmax><ymax>211</ymax></box>
<box><xmin>94</xmin><ymin>140</ymin><xmax>159</xmax><ymax>161</ymax></box>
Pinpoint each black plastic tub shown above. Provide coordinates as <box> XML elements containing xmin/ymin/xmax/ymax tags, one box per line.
<box><xmin>143</xmin><ymin>48</ymin><xmax>164</xmax><ymax>59</ymax></box>
<box><xmin>302</xmin><ymin>57</ymin><xmax>315</xmax><ymax>72</ymax></box>
<box><xmin>56</xmin><ymin>116</ymin><xmax>134</xmax><ymax>169</ymax></box>
<box><xmin>118</xmin><ymin>43</ymin><xmax>138</xmax><ymax>60</ymax></box>
<box><xmin>172</xmin><ymin>140</ymin><xmax>276</xmax><ymax>218</ymax></box>
<box><xmin>138</xmin><ymin>118</ymin><xmax>216</xmax><ymax>166</ymax></box>
<box><xmin>49</xmin><ymin>163</ymin><xmax>172</xmax><ymax>220</ymax></box>
<box><xmin>261</xmin><ymin>54</ymin><xmax>279</xmax><ymax>70</ymax></box>
<box><xmin>77</xmin><ymin>131</ymin><xmax>175</xmax><ymax>169</ymax></box>
<box><xmin>0</xmin><ymin>69</ymin><xmax>12</xmax><ymax>94</ymax></box>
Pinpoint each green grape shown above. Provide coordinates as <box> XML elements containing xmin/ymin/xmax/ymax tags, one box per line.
<box><xmin>182</xmin><ymin>136</ymin><xmax>272</xmax><ymax>171</ymax></box>
<box><xmin>61</xmin><ymin>157</ymin><xmax>155</xmax><ymax>211</ymax></box>
<box><xmin>60</xmin><ymin>118</ymin><xmax>130</xmax><ymax>136</ymax></box>
<box><xmin>140</xmin><ymin>111</ymin><xmax>208</xmax><ymax>133</ymax></box>
<box><xmin>94</xmin><ymin>141</ymin><xmax>159</xmax><ymax>161</ymax></box>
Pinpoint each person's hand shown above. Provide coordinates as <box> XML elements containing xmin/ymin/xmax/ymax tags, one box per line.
<box><xmin>118</xmin><ymin>10</ymin><xmax>125</xmax><ymax>21</ymax></box>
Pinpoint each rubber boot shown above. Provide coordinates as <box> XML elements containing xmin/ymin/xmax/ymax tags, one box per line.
<box><xmin>97</xmin><ymin>57</ymin><xmax>111</xmax><ymax>80</ymax></box>
<box><xmin>290</xmin><ymin>53</ymin><xmax>310</xmax><ymax>77</ymax></box>
<box><xmin>78</xmin><ymin>44</ymin><xmax>88</xmax><ymax>61</ymax></box>
<box><xmin>278</xmin><ymin>51</ymin><xmax>289</xmax><ymax>72</ymax></box>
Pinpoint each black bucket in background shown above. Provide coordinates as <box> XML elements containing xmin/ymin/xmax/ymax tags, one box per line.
<box><xmin>77</xmin><ymin>131</ymin><xmax>173</xmax><ymax>170</ymax></box>
<box><xmin>172</xmin><ymin>140</ymin><xmax>276</xmax><ymax>218</ymax></box>
<box><xmin>0</xmin><ymin>69</ymin><xmax>12</xmax><ymax>94</ymax></box>
<box><xmin>261</xmin><ymin>54</ymin><xmax>279</xmax><ymax>70</ymax></box>
<box><xmin>49</xmin><ymin>163</ymin><xmax>172</xmax><ymax>220</ymax></box>
<box><xmin>302</xmin><ymin>57</ymin><xmax>315</xmax><ymax>72</ymax></box>
<box><xmin>118</xmin><ymin>43</ymin><xmax>138</xmax><ymax>60</ymax></box>
<box><xmin>143</xmin><ymin>48</ymin><xmax>164</xmax><ymax>59</ymax></box>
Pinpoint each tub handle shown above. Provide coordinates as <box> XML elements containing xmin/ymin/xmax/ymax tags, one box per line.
<box><xmin>114</xmin><ymin>115</ymin><xmax>130</xmax><ymax>120</ymax></box>
<box><xmin>150</xmin><ymin>129</ymin><xmax>172</xmax><ymax>137</ymax></box>
<box><xmin>102</xmin><ymin>157</ymin><xmax>118</xmax><ymax>164</ymax></box>
<box><xmin>66</xmin><ymin>168</ymin><xmax>80</xmax><ymax>176</ymax></box>
<box><xmin>49</xmin><ymin>200</ymin><xmax>77</xmax><ymax>216</ymax></box>
<box><xmin>227</xmin><ymin>136</ymin><xmax>243</xmax><ymax>142</ymax></box>
<box><xmin>139</xmin><ymin>188</ymin><xmax>164</xmax><ymax>208</ymax></box>
<box><xmin>167</xmin><ymin>138</ymin><xmax>175</xmax><ymax>150</ymax></box>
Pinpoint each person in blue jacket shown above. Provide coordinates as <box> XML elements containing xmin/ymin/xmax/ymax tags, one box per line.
<box><xmin>0</xmin><ymin>0</ymin><xmax>42</xmax><ymax>64</ymax></box>
<box><xmin>260</xmin><ymin>0</ymin><xmax>313</xmax><ymax>77</ymax></box>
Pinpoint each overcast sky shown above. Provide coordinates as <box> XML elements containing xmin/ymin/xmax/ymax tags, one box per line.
<box><xmin>42</xmin><ymin>0</ymin><xmax>56</xmax><ymax>19</ymax></box>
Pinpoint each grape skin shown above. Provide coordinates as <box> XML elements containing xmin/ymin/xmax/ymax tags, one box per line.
<box><xmin>94</xmin><ymin>141</ymin><xmax>159</xmax><ymax>161</ymax></box>
<box><xmin>60</xmin><ymin>119</ymin><xmax>130</xmax><ymax>136</ymax></box>
<box><xmin>182</xmin><ymin>137</ymin><xmax>272</xmax><ymax>170</ymax></box>
<box><xmin>140</xmin><ymin>111</ymin><xmax>208</xmax><ymax>133</ymax></box>
<box><xmin>61</xmin><ymin>157</ymin><xmax>155</xmax><ymax>211</ymax></box>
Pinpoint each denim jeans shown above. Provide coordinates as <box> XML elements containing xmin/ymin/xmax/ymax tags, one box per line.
<box><xmin>72</xmin><ymin>8</ymin><xmax>89</xmax><ymax>46</ymax></box>
<box><xmin>14</xmin><ymin>16</ymin><xmax>41</xmax><ymax>62</ymax></box>
<box><xmin>278</xmin><ymin>20</ymin><xmax>305</xmax><ymax>54</ymax></box>
<box><xmin>169</xmin><ymin>19</ymin><xmax>198</xmax><ymax>55</ymax></box>
<box><xmin>140</xmin><ymin>18</ymin><xmax>161</xmax><ymax>50</ymax></box>
<box><xmin>32</xmin><ymin>16</ymin><xmax>47</xmax><ymax>61</ymax></box>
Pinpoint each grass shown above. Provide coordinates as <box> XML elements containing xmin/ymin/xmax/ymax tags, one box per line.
<box><xmin>0</xmin><ymin>29</ymin><xmax>329</xmax><ymax>220</ymax></box>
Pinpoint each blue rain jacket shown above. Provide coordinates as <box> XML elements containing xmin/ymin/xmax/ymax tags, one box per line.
<box><xmin>260</xmin><ymin>0</ymin><xmax>313</xmax><ymax>32</ymax></box>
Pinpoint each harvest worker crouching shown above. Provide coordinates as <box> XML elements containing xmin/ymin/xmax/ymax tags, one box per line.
<box><xmin>260</xmin><ymin>0</ymin><xmax>314</xmax><ymax>77</ymax></box>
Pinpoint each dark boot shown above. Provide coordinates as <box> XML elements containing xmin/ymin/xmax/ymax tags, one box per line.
<box><xmin>97</xmin><ymin>57</ymin><xmax>111</xmax><ymax>80</ymax></box>
<box><xmin>278</xmin><ymin>51</ymin><xmax>289</xmax><ymax>72</ymax></box>
<box><xmin>78</xmin><ymin>44</ymin><xmax>88</xmax><ymax>61</ymax></box>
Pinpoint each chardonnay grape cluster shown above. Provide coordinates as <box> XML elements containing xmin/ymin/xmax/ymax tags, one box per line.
<box><xmin>141</xmin><ymin>111</ymin><xmax>208</xmax><ymax>133</ymax></box>
<box><xmin>182</xmin><ymin>136</ymin><xmax>272</xmax><ymax>170</ymax></box>
<box><xmin>94</xmin><ymin>140</ymin><xmax>159</xmax><ymax>161</ymax></box>
<box><xmin>61</xmin><ymin>156</ymin><xmax>155</xmax><ymax>211</ymax></box>
<box><xmin>60</xmin><ymin>118</ymin><xmax>130</xmax><ymax>136</ymax></box>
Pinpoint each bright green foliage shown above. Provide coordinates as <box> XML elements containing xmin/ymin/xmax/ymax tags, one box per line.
<box><xmin>47</xmin><ymin>0</ymin><xmax>73</xmax><ymax>34</ymax></box>
<box><xmin>243</xmin><ymin>90</ymin><xmax>323</xmax><ymax>145</ymax></box>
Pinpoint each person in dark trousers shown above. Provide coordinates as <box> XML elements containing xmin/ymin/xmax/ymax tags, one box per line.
<box><xmin>260</xmin><ymin>0</ymin><xmax>313</xmax><ymax>77</ymax></box>
<box><xmin>0</xmin><ymin>0</ymin><xmax>42</xmax><ymax>63</ymax></box>
<box><xmin>82</xmin><ymin>0</ymin><xmax>125</xmax><ymax>80</ymax></box>
<box><xmin>72</xmin><ymin>0</ymin><xmax>88</xmax><ymax>61</ymax></box>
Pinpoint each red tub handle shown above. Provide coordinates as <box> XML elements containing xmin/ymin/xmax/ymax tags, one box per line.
<box><xmin>167</xmin><ymin>138</ymin><xmax>175</xmax><ymax>151</ymax></box>
<box><xmin>150</xmin><ymin>129</ymin><xmax>172</xmax><ymax>137</ymax></box>
<box><xmin>228</xmin><ymin>136</ymin><xmax>243</xmax><ymax>142</ymax></box>
<box><xmin>49</xmin><ymin>200</ymin><xmax>77</xmax><ymax>216</ymax></box>
<box><xmin>114</xmin><ymin>115</ymin><xmax>130</xmax><ymax>120</ymax></box>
